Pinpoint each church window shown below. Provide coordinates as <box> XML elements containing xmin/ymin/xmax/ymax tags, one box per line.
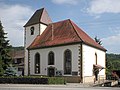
<box><xmin>30</xmin><ymin>27</ymin><xmax>34</xmax><ymax>35</ymax></box>
<box><xmin>35</xmin><ymin>53</ymin><xmax>40</xmax><ymax>74</ymax></box>
<box><xmin>64</xmin><ymin>49</ymin><xmax>72</xmax><ymax>75</ymax></box>
<box><xmin>95</xmin><ymin>53</ymin><xmax>97</xmax><ymax>65</ymax></box>
<box><xmin>48</xmin><ymin>51</ymin><xmax>54</xmax><ymax>65</ymax></box>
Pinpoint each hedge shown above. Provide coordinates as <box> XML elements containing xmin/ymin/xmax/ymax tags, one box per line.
<box><xmin>0</xmin><ymin>77</ymin><xmax>65</xmax><ymax>84</ymax></box>
<box><xmin>0</xmin><ymin>77</ymin><xmax>48</xmax><ymax>84</ymax></box>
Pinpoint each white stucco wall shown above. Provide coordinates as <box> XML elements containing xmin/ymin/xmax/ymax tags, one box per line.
<box><xmin>40</xmin><ymin>24</ymin><xmax>47</xmax><ymax>35</ymax></box>
<box><xmin>82</xmin><ymin>44</ymin><xmax>106</xmax><ymax>82</ymax></box>
<box><xmin>29</xmin><ymin>44</ymin><xmax>80</xmax><ymax>76</ymax></box>
<box><xmin>25</xmin><ymin>24</ymin><xmax>39</xmax><ymax>47</ymax></box>
<box><xmin>24</xmin><ymin>23</ymin><xmax>47</xmax><ymax>75</ymax></box>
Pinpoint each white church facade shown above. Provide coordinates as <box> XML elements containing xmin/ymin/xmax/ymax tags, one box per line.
<box><xmin>24</xmin><ymin>8</ymin><xmax>106</xmax><ymax>83</ymax></box>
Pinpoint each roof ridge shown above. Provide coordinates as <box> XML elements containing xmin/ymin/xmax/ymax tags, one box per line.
<box><xmin>39</xmin><ymin>8</ymin><xmax>44</xmax><ymax>22</ymax></box>
<box><xmin>51</xmin><ymin>19</ymin><xmax>70</xmax><ymax>24</ymax></box>
<box><xmin>37</xmin><ymin>7</ymin><xmax>44</xmax><ymax>10</ymax></box>
<box><xmin>69</xmin><ymin>20</ymin><xmax>83</xmax><ymax>42</ymax></box>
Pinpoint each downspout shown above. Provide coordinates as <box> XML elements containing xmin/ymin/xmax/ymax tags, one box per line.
<box><xmin>81</xmin><ymin>42</ymin><xmax>83</xmax><ymax>83</ymax></box>
<box><xmin>39</xmin><ymin>23</ymin><xmax>41</xmax><ymax>35</ymax></box>
<box><xmin>24</xmin><ymin>27</ymin><xmax>26</xmax><ymax>76</ymax></box>
<box><xmin>28</xmin><ymin>49</ymin><xmax>30</xmax><ymax>76</ymax></box>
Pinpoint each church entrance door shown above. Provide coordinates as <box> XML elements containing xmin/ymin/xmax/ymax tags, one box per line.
<box><xmin>48</xmin><ymin>67</ymin><xmax>55</xmax><ymax>77</ymax></box>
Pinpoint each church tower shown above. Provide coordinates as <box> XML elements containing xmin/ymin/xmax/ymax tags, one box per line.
<box><xmin>24</xmin><ymin>8</ymin><xmax>52</xmax><ymax>75</ymax></box>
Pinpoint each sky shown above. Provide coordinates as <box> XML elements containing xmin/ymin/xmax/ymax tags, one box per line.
<box><xmin>0</xmin><ymin>0</ymin><xmax>120</xmax><ymax>54</ymax></box>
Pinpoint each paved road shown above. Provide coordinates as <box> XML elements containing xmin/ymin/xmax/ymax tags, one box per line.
<box><xmin>0</xmin><ymin>84</ymin><xmax>119</xmax><ymax>90</ymax></box>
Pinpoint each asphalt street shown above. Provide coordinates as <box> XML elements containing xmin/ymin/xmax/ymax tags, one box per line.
<box><xmin>0</xmin><ymin>84</ymin><xmax>119</xmax><ymax>90</ymax></box>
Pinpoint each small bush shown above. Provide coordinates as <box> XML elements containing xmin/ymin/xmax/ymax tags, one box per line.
<box><xmin>48</xmin><ymin>77</ymin><xmax>65</xmax><ymax>84</ymax></box>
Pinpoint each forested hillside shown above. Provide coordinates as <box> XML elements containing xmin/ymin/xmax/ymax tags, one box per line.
<box><xmin>11</xmin><ymin>46</ymin><xmax>24</xmax><ymax>51</ymax></box>
<box><xmin>106</xmin><ymin>53</ymin><xmax>120</xmax><ymax>75</ymax></box>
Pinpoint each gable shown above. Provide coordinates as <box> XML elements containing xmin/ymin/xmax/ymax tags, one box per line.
<box><xmin>70</xmin><ymin>21</ymin><xmax>106</xmax><ymax>51</ymax></box>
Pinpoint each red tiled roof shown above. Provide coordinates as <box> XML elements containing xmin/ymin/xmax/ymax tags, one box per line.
<box><xmin>10</xmin><ymin>50</ymin><xmax>24</xmax><ymax>59</ymax></box>
<box><xmin>70</xmin><ymin>20</ymin><xmax>106</xmax><ymax>51</ymax></box>
<box><xmin>28</xmin><ymin>19</ymin><xmax>106</xmax><ymax>51</ymax></box>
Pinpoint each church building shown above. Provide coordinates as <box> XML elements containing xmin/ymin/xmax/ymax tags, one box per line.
<box><xmin>24</xmin><ymin>8</ymin><xmax>106</xmax><ymax>83</ymax></box>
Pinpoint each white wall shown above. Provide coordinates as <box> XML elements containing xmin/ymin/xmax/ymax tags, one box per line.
<box><xmin>25</xmin><ymin>24</ymin><xmax>39</xmax><ymax>48</ymax></box>
<box><xmin>40</xmin><ymin>24</ymin><xmax>47</xmax><ymax>35</ymax></box>
<box><xmin>82</xmin><ymin>44</ymin><xmax>106</xmax><ymax>77</ymax></box>
<box><xmin>24</xmin><ymin>23</ymin><xmax>47</xmax><ymax>75</ymax></box>
<box><xmin>29</xmin><ymin>44</ymin><xmax>80</xmax><ymax>76</ymax></box>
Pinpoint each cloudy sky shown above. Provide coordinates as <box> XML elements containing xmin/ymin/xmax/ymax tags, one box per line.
<box><xmin>0</xmin><ymin>0</ymin><xmax>120</xmax><ymax>54</ymax></box>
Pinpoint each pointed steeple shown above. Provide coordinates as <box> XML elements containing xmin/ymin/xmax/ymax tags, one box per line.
<box><xmin>24</xmin><ymin>8</ymin><xmax>52</xmax><ymax>27</ymax></box>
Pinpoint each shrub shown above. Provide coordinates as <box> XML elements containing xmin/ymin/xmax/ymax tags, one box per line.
<box><xmin>0</xmin><ymin>77</ymin><xmax>48</xmax><ymax>84</ymax></box>
<box><xmin>0</xmin><ymin>76</ymin><xmax>65</xmax><ymax>84</ymax></box>
<box><xmin>48</xmin><ymin>77</ymin><xmax>65</xmax><ymax>84</ymax></box>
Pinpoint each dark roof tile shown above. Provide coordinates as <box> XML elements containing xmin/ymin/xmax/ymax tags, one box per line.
<box><xmin>24</xmin><ymin>8</ymin><xmax>52</xmax><ymax>27</ymax></box>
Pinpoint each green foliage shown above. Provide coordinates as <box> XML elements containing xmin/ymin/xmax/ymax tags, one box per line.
<box><xmin>0</xmin><ymin>76</ymin><xmax>65</xmax><ymax>84</ymax></box>
<box><xmin>19</xmin><ymin>76</ymin><xmax>65</xmax><ymax>84</ymax></box>
<box><xmin>106</xmin><ymin>53</ymin><xmax>120</xmax><ymax>75</ymax></box>
<box><xmin>4</xmin><ymin>65</ymin><xmax>18</xmax><ymax>76</ymax></box>
<box><xmin>48</xmin><ymin>77</ymin><xmax>65</xmax><ymax>84</ymax></box>
<box><xmin>94</xmin><ymin>36</ymin><xmax>102</xmax><ymax>45</ymax></box>
<box><xmin>0</xmin><ymin>56</ymin><xmax>4</xmax><ymax>76</ymax></box>
<box><xmin>0</xmin><ymin>21</ymin><xmax>11</xmax><ymax>76</ymax></box>
<box><xmin>0</xmin><ymin>77</ymin><xmax>48</xmax><ymax>84</ymax></box>
<box><xmin>107</xmin><ymin>54</ymin><xmax>120</xmax><ymax>61</ymax></box>
<box><xmin>11</xmin><ymin>46</ymin><xmax>24</xmax><ymax>51</ymax></box>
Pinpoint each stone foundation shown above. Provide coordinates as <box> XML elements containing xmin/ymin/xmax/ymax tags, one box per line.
<box><xmin>83</xmin><ymin>76</ymin><xmax>95</xmax><ymax>84</ymax></box>
<box><xmin>83</xmin><ymin>75</ymin><xmax>106</xmax><ymax>84</ymax></box>
<box><xmin>62</xmin><ymin>75</ymin><xmax>105</xmax><ymax>83</ymax></box>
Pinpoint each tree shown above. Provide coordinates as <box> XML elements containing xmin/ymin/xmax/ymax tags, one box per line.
<box><xmin>94</xmin><ymin>36</ymin><xmax>102</xmax><ymax>45</ymax></box>
<box><xmin>106</xmin><ymin>54</ymin><xmax>120</xmax><ymax>79</ymax></box>
<box><xmin>4</xmin><ymin>64</ymin><xmax>18</xmax><ymax>76</ymax></box>
<box><xmin>0</xmin><ymin>21</ymin><xmax>11</xmax><ymax>76</ymax></box>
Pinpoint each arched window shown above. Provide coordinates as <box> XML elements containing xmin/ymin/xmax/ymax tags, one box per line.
<box><xmin>35</xmin><ymin>53</ymin><xmax>40</xmax><ymax>74</ymax></box>
<box><xmin>30</xmin><ymin>27</ymin><xmax>34</xmax><ymax>35</ymax></box>
<box><xmin>48</xmin><ymin>51</ymin><xmax>54</xmax><ymax>65</ymax></box>
<box><xmin>64</xmin><ymin>49</ymin><xmax>72</xmax><ymax>75</ymax></box>
<box><xmin>95</xmin><ymin>53</ymin><xmax>97</xmax><ymax>65</ymax></box>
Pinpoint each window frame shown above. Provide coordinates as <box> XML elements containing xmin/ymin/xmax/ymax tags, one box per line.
<box><xmin>48</xmin><ymin>51</ymin><xmax>55</xmax><ymax>65</ymax></box>
<box><xmin>35</xmin><ymin>53</ymin><xmax>40</xmax><ymax>74</ymax></box>
<box><xmin>64</xmin><ymin>49</ymin><xmax>72</xmax><ymax>75</ymax></box>
<box><xmin>30</xmin><ymin>27</ymin><xmax>34</xmax><ymax>35</ymax></box>
<box><xmin>95</xmin><ymin>53</ymin><xmax>97</xmax><ymax>65</ymax></box>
